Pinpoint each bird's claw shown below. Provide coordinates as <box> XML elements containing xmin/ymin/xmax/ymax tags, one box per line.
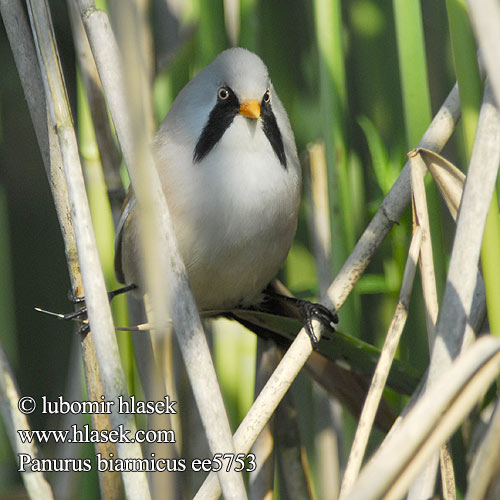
<box><xmin>67</xmin><ymin>289</ymin><xmax>86</xmax><ymax>305</ymax></box>
<box><xmin>297</xmin><ymin>299</ymin><xmax>338</xmax><ymax>351</ymax></box>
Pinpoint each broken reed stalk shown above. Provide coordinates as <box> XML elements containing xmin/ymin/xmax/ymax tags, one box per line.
<box><xmin>410</xmin><ymin>151</ymin><xmax>456</xmax><ymax>498</ymax></box>
<box><xmin>419</xmin><ymin>147</ymin><xmax>486</xmax><ymax>346</ymax></box>
<box><xmin>338</xmin><ymin>227</ymin><xmax>422</xmax><ymax>500</ymax></box>
<box><xmin>392</xmin><ymin>145</ymin><xmax>489</xmax><ymax>498</ymax></box>
<box><xmin>25</xmin><ymin>1</ymin><xmax>151</xmax><ymax>498</ymax></box>
<box><xmin>410</xmin><ymin>152</ymin><xmax>439</xmax><ymax>347</ymax></box>
<box><xmin>419</xmin><ymin>149</ymin><xmax>464</xmax><ymax>220</ymax></box>
<box><xmin>0</xmin><ymin>0</ymin><xmax>124</xmax><ymax>497</ymax></box>
<box><xmin>411</xmin><ymin>151</ymin><xmax>457</xmax><ymax>498</ymax></box>
<box><xmin>74</xmin><ymin>1</ymin><xmax>246</xmax><ymax>497</ymax></box>
<box><xmin>195</xmin><ymin>81</ymin><xmax>461</xmax><ymax>500</ymax></box>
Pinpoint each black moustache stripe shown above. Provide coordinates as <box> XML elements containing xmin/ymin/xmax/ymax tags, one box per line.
<box><xmin>193</xmin><ymin>89</ymin><xmax>240</xmax><ymax>163</ymax></box>
<box><xmin>261</xmin><ymin>98</ymin><xmax>286</xmax><ymax>168</ymax></box>
<box><xmin>193</xmin><ymin>88</ymin><xmax>287</xmax><ymax>169</ymax></box>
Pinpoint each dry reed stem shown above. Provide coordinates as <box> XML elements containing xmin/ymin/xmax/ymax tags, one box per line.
<box><xmin>410</xmin><ymin>81</ymin><xmax>500</xmax><ymax>499</ymax></box>
<box><xmin>466</xmin><ymin>396</ymin><xmax>500</xmax><ymax>499</ymax></box>
<box><xmin>418</xmin><ymin>148</ymin><xmax>465</xmax><ymax>220</ymax></box>
<box><xmin>194</xmin><ymin>326</ymin><xmax>323</xmax><ymax>499</ymax></box>
<box><xmin>74</xmin><ymin>1</ymin><xmax>246</xmax><ymax>497</ymax></box>
<box><xmin>0</xmin><ymin>343</ymin><xmax>55</xmax><ymax>499</ymax></box>
<box><xmin>0</xmin><ymin>1</ymin><xmax>124</xmax><ymax>497</ymax></box>
<box><xmin>338</xmin><ymin>228</ymin><xmax>422</xmax><ymax>499</ymax></box>
<box><xmin>70</xmin><ymin>6</ymin><xmax>180</xmax><ymax>492</ymax></box>
<box><xmin>411</xmin><ymin>150</ymin><xmax>456</xmax><ymax>500</ymax></box>
<box><xmin>410</xmin><ymin>152</ymin><xmax>439</xmax><ymax>347</ymax></box>
<box><xmin>67</xmin><ymin>5</ymin><xmax>178</xmax><ymax>487</ymax></box>
<box><xmin>78</xmin><ymin>0</ymin><xmax>176</xmax><ymax>494</ymax></box>
<box><xmin>347</xmin><ymin>336</ymin><xmax>500</xmax><ymax>500</ymax></box>
<box><xmin>26</xmin><ymin>1</ymin><xmax>151</xmax><ymax>497</ymax></box>
<box><xmin>467</xmin><ymin>0</ymin><xmax>500</xmax><ymax>107</ymax></box>
<box><xmin>307</xmin><ymin>142</ymin><xmax>334</xmax><ymax>295</ymax></box>
<box><xmin>314</xmin><ymin>385</ymin><xmax>342</xmax><ymax>500</ymax></box>
<box><xmin>249</xmin><ymin>339</ymin><xmax>279</xmax><ymax>500</ymax></box>
<box><xmin>66</xmin><ymin>0</ymin><xmax>124</xmax><ymax>225</ymax></box>
<box><xmin>275</xmin><ymin>391</ymin><xmax>313</xmax><ymax>499</ymax></box>
<box><xmin>306</xmin><ymin>142</ymin><xmax>343</xmax><ymax>499</ymax></box>
<box><xmin>440</xmin><ymin>443</ymin><xmax>457</xmax><ymax>500</ymax></box>
<box><xmin>419</xmin><ymin>148</ymin><xmax>485</xmax><ymax>347</ymax></box>
<box><xmin>427</xmin><ymin>82</ymin><xmax>500</xmax><ymax>389</ymax></box>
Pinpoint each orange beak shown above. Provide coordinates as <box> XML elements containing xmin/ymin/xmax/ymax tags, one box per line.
<box><xmin>239</xmin><ymin>100</ymin><xmax>261</xmax><ymax>119</ymax></box>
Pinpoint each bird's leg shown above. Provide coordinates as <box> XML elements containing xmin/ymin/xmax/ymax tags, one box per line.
<box><xmin>261</xmin><ymin>289</ymin><xmax>339</xmax><ymax>350</ymax></box>
<box><xmin>36</xmin><ymin>284</ymin><xmax>138</xmax><ymax>333</ymax></box>
<box><xmin>68</xmin><ymin>283</ymin><xmax>138</xmax><ymax>306</ymax></box>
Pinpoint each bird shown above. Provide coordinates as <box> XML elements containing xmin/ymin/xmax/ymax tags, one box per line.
<box><xmin>38</xmin><ymin>48</ymin><xmax>405</xmax><ymax>429</ymax></box>
<box><xmin>114</xmin><ymin>47</ymin><xmax>338</xmax><ymax>346</ymax></box>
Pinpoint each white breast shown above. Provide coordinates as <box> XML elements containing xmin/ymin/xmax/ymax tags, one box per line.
<box><xmin>156</xmin><ymin>115</ymin><xmax>301</xmax><ymax>310</ymax></box>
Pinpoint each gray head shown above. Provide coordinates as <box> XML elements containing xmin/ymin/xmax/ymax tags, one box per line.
<box><xmin>157</xmin><ymin>48</ymin><xmax>297</xmax><ymax>169</ymax></box>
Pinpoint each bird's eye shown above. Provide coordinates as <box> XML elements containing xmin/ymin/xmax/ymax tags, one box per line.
<box><xmin>263</xmin><ymin>90</ymin><xmax>271</xmax><ymax>103</ymax></box>
<box><xmin>218</xmin><ymin>87</ymin><xmax>230</xmax><ymax>100</ymax></box>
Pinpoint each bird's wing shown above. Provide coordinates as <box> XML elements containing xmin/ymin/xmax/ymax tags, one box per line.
<box><xmin>114</xmin><ymin>187</ymin><xmax>136</xmax><ymax>284</ymax></box>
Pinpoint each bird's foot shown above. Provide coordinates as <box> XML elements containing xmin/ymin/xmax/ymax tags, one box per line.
<box><xmin>296</xmin><ymin>299</ymin><xmax>338</xmax><ymax>350</ymax></box>
<box><xmin>36</xmin><ymin>283</ymin><xmax>138</xmax><ymax>334</ymax></box>
<box><xmin>262</xmin><ymin>290</ymin><xmax>338</xmax><ymax>350</ymax></box>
